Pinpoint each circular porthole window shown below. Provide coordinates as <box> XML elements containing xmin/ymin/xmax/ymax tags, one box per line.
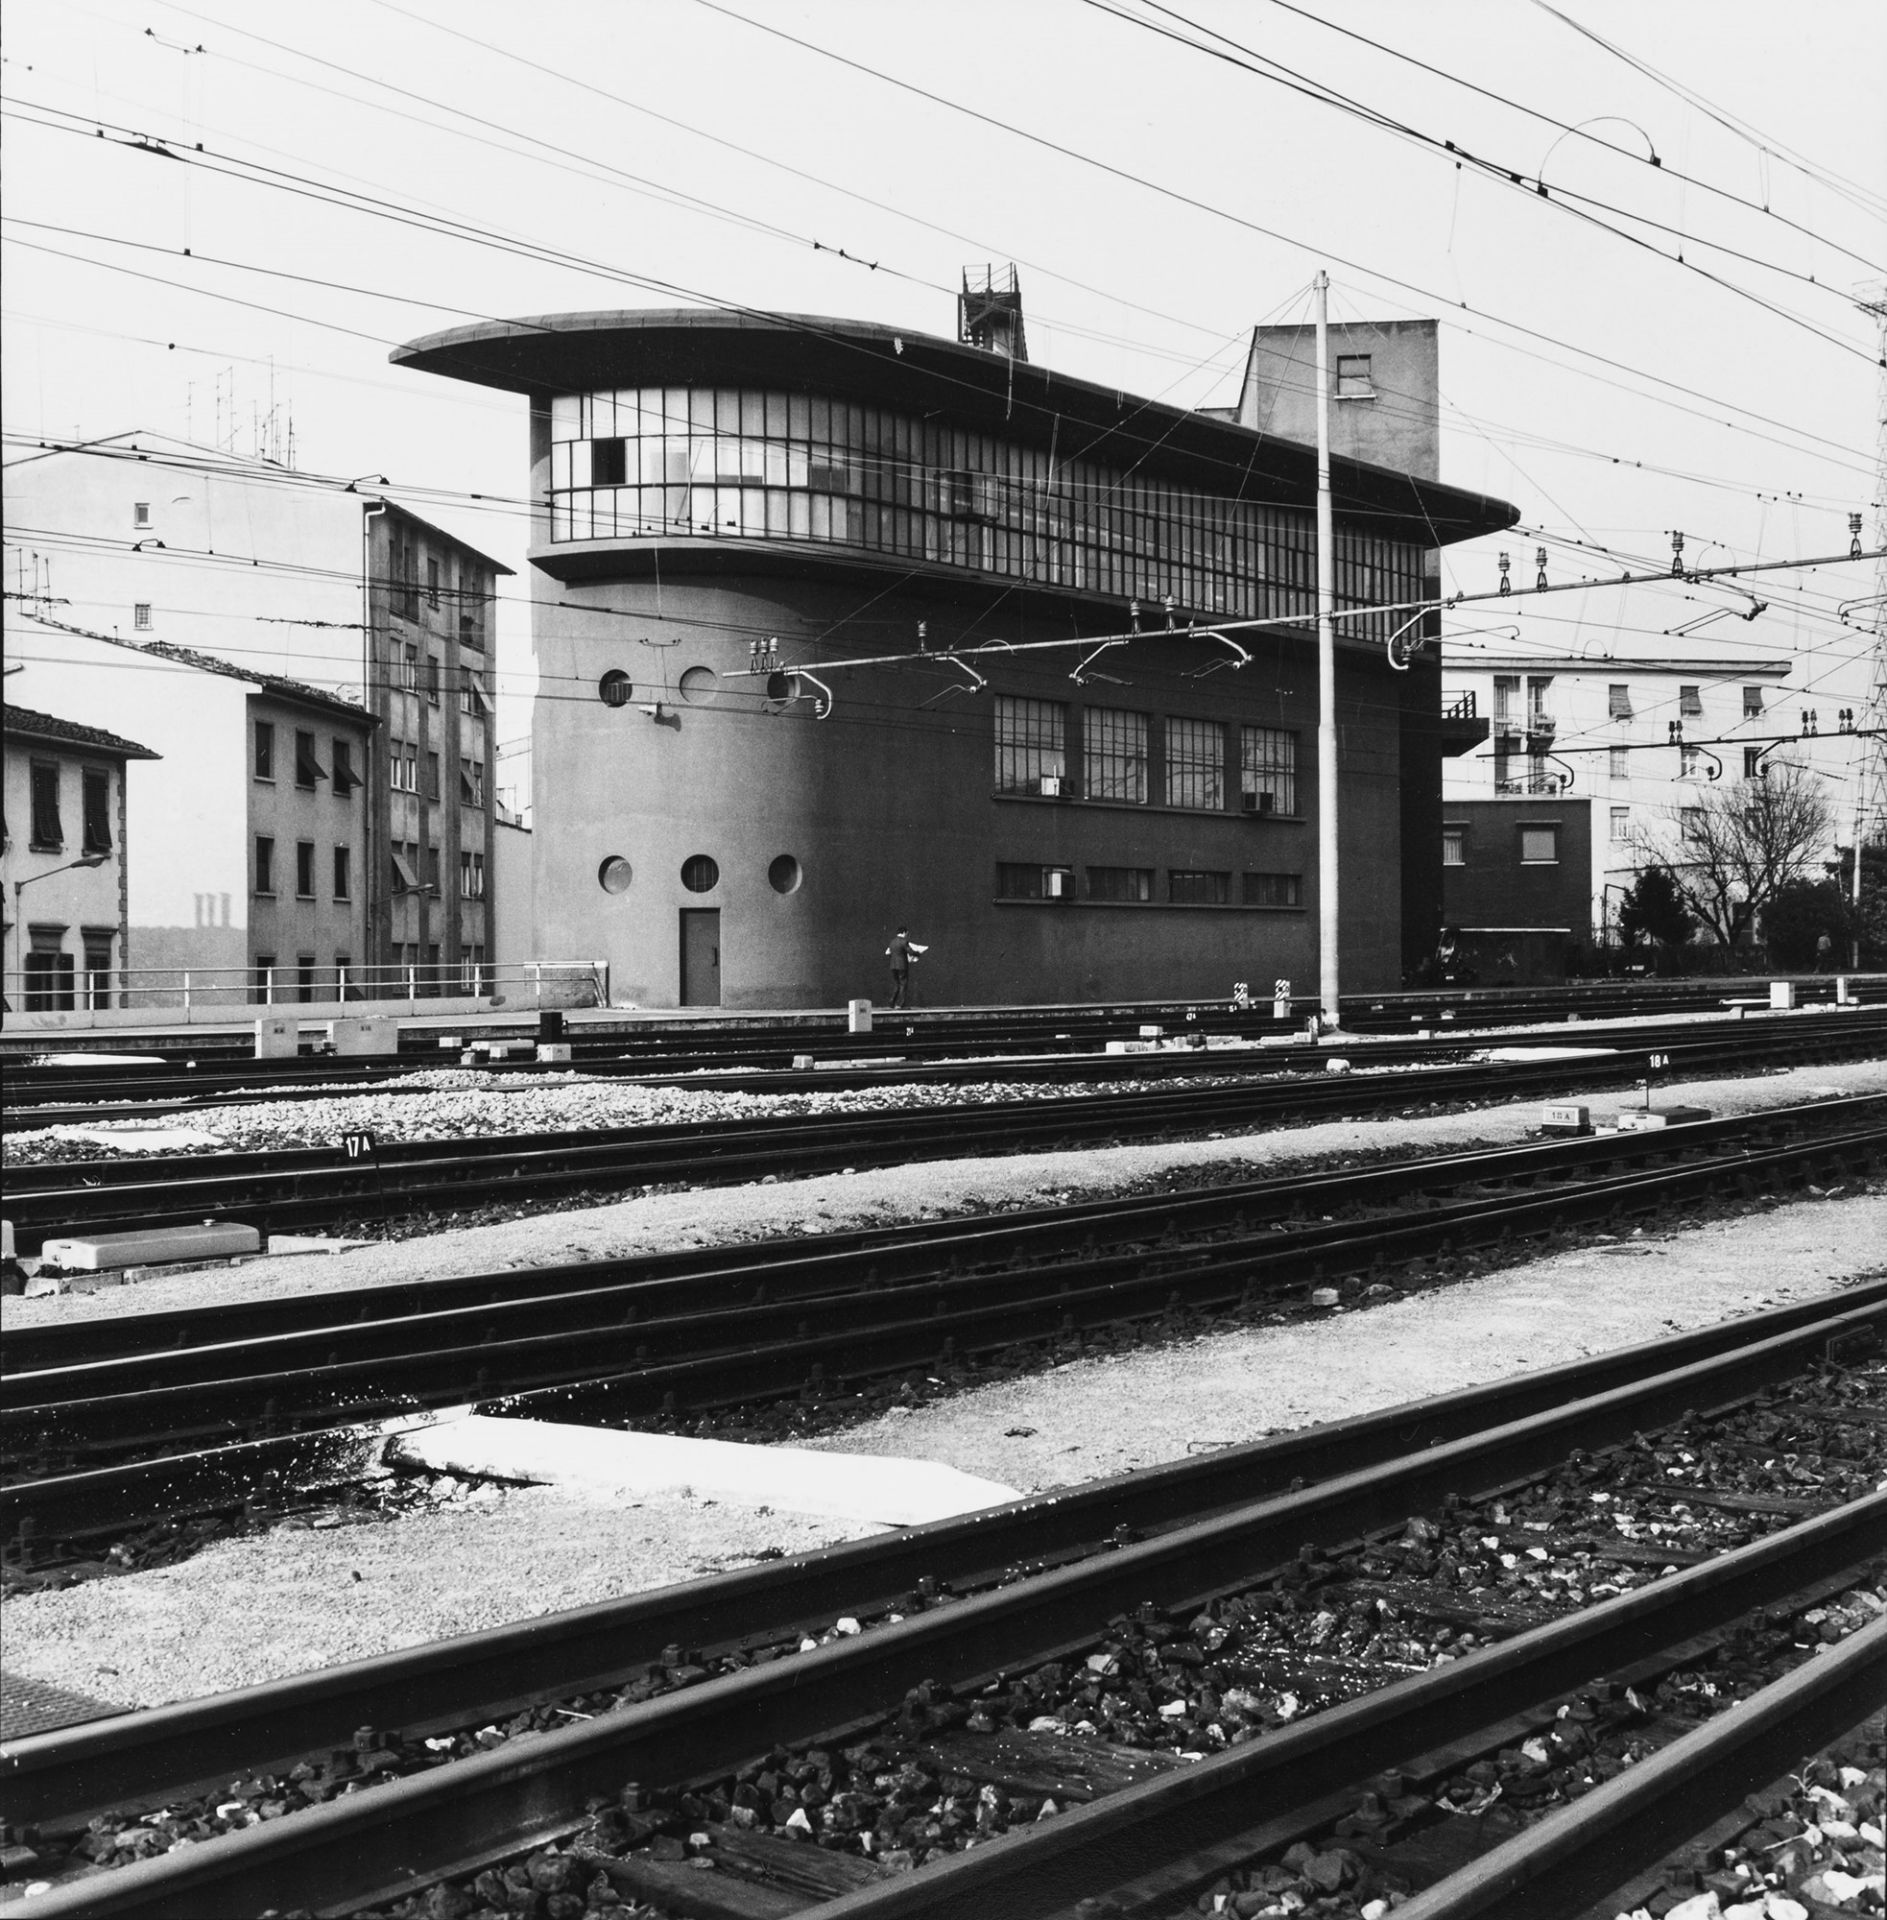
<box><xmin>681</xmin><ymin>854</ymin><xmax>720</xmax><ymax>893</ymax></box>
<box><xmin>767</xmin><ymin>854</ymin><xmax>802</xmax><ymax>895</ymax></box>
<box><xmin>598</xmin><ymin>856</ymin><xmax>633</xmax><ymax>895</ymax></box>
<box><xmin>598</xmin><ymin>669</ymin><xmax>632</xmax><ymax>708</ymax></box>
<box><xmin>678</xmin><ymin>665</ymin><xmax>720</xmax><ymax>706</ymax></box>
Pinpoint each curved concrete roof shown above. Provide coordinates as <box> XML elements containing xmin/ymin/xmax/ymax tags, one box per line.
<box><xmin>393</xmin><ymin>309</ymin><xmax>1519</xmax><ymax>548</ymax></box>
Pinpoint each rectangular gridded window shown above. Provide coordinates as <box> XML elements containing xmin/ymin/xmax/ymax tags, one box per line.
<box><xmin>1680</xmin><ymin>684</ymin><xmax>1703</xmax><ymax>716</ymax></box>
<box><xmin>993</xmin><ymin>695</ymin><xmax>1066</xmax><ymax>794</ymax></box>
<box><xmin>295</xmin><ymin>730</ymin><xmax>326</xmax><ymax>788</ymax></box>
<box><xmin>255</xmin><ymin>835</ymin><xmax>276</xmax><ymax>895</ymax></box>
<box><xmin>1519</xmin><ymin>825</ymin><xmax>1559</xmax><ymax>864</ymax></box>
<box><xmin>30</xmin><ymin>762</ymin><xmax>62</xmax><ymax>847</ymax></box>
<box><xmin>82</xmin><ymin>769</ymin><xmax>112</xmax><ymax>853</ymax></box>
<box><xmin>332</xmin><ymin>740</ymin><xmax>358</xmax><ymax>794</ymax></box>
<box><xmin>1680</xmin><ymin>745</ymin><xmax>1700</xmax><ymax>779</ymax></box>
<box><xmin>1335</xmin><ymin>354</ymin><xmax>1373</xmax><ymax>399</ymax></box>
<box><xmin>1442</xmin><ymin>827</ymin><xmax>1466</xmax><ymax>866</ymax></box>
<box><xmin>1744</xmin><ymin>746</ymin><xmax>1763</xmax><ymax>779</ymax></box>
<box><xmin>1611</xmin><ymin>806</ymin><xmax>1631</xmax><ymax>841</ymax></box>
<box><xmin>996</xmin><ymin>862</ymin><xmax>1073</xmax><ymax>900</ymax></box>
<box><xmin>1169</xmin><ymin>869</ymin><xmax>1229</xmax><ymax>905</ymax></box>
<box><xmin>1492</xmin><ymin>675</ymin><xmax>1518</xmax><ymax>719</ymax></box>
<box><xmin>1610</xmin><ymin>746</ymin><xmax>1630</xmax><ymax>779</ymax></box>
<box><xmin>1742</xmin><ymin>686</ymin><xmax>1764</xmax><ymax>718</ymax></box>
<box><xmin>1165</xmin><ymin>717</ymin><xmax>1225</xmax><ymax>810</ymax></box>
<box><xmin>133</xmin><ymin>602</ymin><xmax>152</xmax><ymax>630</ymax></box>
<box><xmin>296</xmin><ymin>841</ymin><xmax>316</xmax><ymax>898</ymax></box>
<box><xmin>1242</xmin><ymin>871</ymin><xmax>1302</xmax><ymax>907</ymax></box>
<box><xmin>1083</xmin><ymin>707</ymin><xmax>1147</xmax><ymax>804</ymax></box>
<box><xmin>1608</xmin><ymin>684</ymin><xmax>1633</xmax><ymax>718</ymax></box>
<box><xmin>426</xmin><ymin>557</ymin><xmax>441</xmax><ymax>608</ymax></box>
<box><xmin>1239</xmin><ymin>725</ymin><xmax>1297</xmax><ymax>814</ymax></box>
<box><xmin>254</xmin><ymin>722</ymin><xmax>275</xmax><ymax>779</ymax></box>
<box><xmin>1086</xmin><ymin>866</ymin><xmax>1153</xmax><ymax>902</ymax></box>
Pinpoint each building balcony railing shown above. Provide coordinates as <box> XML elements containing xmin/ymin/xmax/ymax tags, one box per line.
<box><xmin>3</xmin><ymin>959</ymin><xmax>610</xmax><ymax>1025</ymax></box>
<box><xmin>1495</xmin><ymin>774</ymin><xmax>1571</xmax><ymax>796</ymax></box>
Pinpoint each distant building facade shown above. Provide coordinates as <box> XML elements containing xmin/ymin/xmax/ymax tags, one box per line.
<box><xmin>394</xmin><ymin>306</ymin><xmax>1516</xmax><ymax>1007</ymax></box>
<box><xmin>1439</xmin><ymin>796</ymin><xmax>1594</xmax><ymax>984</ymax></box>
<box><xmin>1438</xmin><ymin>653</ymin><xmax>1834</xmax><ymax>941</ymax></box>
<box><xmin>2</xmin><ymin>703</ymin><xmax>158</xmax><ymax>1009</ymax></box>
<box><xmin>9</xmin><ymin>635</ymin><xmax>374</xmax><ymax>1003</ymax></box>
<box><xmin>4</xmin><ymin>435</ymin><xmax>510</xmax><ymax>984</ymax></box>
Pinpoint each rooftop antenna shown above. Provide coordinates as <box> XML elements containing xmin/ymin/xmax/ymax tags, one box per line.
<box><xmin>959</xmin><ymin>263</ymin><xmax>1028</xmax><ymax>362</ymax></box>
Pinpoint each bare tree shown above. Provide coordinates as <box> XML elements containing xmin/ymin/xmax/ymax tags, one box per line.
<box><xmin>1630</xmin><ymin>759</ymin><xmax>1835</xmax><ymax>947</ymax></box>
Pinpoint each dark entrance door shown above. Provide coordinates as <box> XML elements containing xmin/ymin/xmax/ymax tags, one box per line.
<box><xmin>680</xmin><ymin>908</ymin><xmax>721</xmax><ymax>1006</ymax></box>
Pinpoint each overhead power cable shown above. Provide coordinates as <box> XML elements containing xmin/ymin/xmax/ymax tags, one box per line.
<box><xmin>1096</xmin><ymin>0</ymin><xmax>1873</xmax><ymax>340</ymax></box>
<box><xmin>687</xmin><ymin>0</ymin><xmax>1885</xmax><ymax>430</ymax></box>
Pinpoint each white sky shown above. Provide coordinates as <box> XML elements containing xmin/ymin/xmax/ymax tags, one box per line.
<box><xmin>5</xmin><ymin>0</ymin><xmax>1884</xmax><ymax>773</ymax></box>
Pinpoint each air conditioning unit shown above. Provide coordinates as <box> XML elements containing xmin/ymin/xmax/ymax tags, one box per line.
<box><xmin>1242</xmin><ymin>791</ymin><xmax>1276</xmax><ymax>815</ymax></box>
<box><xmin>1038</xmin><ymin>774</ymin><xmax>1063</xmax><ymax>798</ymax></box>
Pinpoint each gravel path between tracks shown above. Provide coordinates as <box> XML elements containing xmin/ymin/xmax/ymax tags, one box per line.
<box><xmin>3</xmin><ymin>1056</ymin><xmax>1884</xmax><ymax>1714</ymax></box>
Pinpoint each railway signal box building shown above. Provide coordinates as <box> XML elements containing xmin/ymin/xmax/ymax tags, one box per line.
<box><xmin>395</xmin><ymin>308</ymin><xmax>1517</xmax><ymax>1008</ymax></box>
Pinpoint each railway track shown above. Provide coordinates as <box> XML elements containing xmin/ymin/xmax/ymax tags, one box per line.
<box><xmin>5</xmin><ymin>984</ymin><xmax>1873</xmax><ymax>1122</ymax></box>
<box><xmin>8</xmin><ymin>1012</ymin><xmax>1886</xmax><ymax>1251</ymax></box>
<box><xmin>5</xmin><ymin>1094</ymin><xmax>1881</xmax><ymax>1542</ymax></box>
<box><xmin>2</xmin><ymin>1284</ymin><xmax>1880</xmax><ymax>1917</ymax></box>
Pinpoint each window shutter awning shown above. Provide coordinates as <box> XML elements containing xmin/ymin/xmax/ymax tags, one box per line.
<box><xmin>391</xmin><ymin>850</ymin><xmax>421</xmax><ymax>892</ymax></box>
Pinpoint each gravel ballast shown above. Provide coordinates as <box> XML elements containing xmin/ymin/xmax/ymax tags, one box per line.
<box><xmin>2</xmin><ymin>1057</ymin><xmax>1881</xmax><ymax>1714</ymax></box>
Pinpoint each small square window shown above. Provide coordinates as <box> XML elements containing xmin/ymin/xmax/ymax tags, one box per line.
<box><xmin>1742</xmin><ymin>686</ymin><xmax>1764</xmax><ymax>718</ymax></box>
<box><xmin>133</xmin><ymin>502</ymin><xmax>151</xmax><ymax>528</ymax></box>
<box><xmin>1335</xmin><ymin>354</ymin><xmax>1373</xmax><ymax>400</ymax></box>
<box><xmin>1610</xmin><ymin>746</ymin><xmax>1629</xmax><ymax>780</ymax></box>
<box><xmin>1442</xmin><ymin>826</ymin><xmax>1466</xmax><ymax>866</ymax></box>
<box><xmin>1519</xmin><ymin>825</ymin><xmax>1558</xmax><ymax>864</ymax></box>
<box><xmin>1607</xmin><ymin>684</ymin><xmax>1633</xmax><ymax>719</ymax></box>
<box><xmin>133</xmin><ymin>602</ymin><xmax>152</xmax><ymax>630</ymax></box>
<box><xmin>1610</xmin><ymin>806</ymin><xmax>1630</xmax><ymax>841</ymax></box>
<box><xmin>1679</xmin><ymin>685</ymin><xmax>1703</xmax><ymax>717</ymax></box>
<box><xmin>1744</xmin><ymin>746</ymin><xmax>1763</xmax><ymax>779</ymax></box>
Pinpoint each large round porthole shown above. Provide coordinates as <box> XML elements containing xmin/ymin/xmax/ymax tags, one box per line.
<box><xmin>598</xmin><ymin>669</ymin><xmax>632</xmax><ymax>708</ymax></box>
<box><xmin>598</xmin><ymin>856</ymin><xmax>633</xmax><ymax>895</ymax></box>
<box><xmin>681</xmin><ymin>854</ymin><xmax>720</xmax><ymax>893</ymax></box>
<box><xmin>768</xmin><ymin>854</ymin><xmax>802</xmax><ymax>895</ymax></box>
<box><xmin>678</xmin><ymin>665</ymin><xmax>720</xmax><ymax>706</ymax></box>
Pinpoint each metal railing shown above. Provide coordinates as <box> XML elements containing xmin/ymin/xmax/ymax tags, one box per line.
<box><xmin>2</xmin><ymin>958</ymin><xmax>610</xmax><ymax>1022</ymax></box>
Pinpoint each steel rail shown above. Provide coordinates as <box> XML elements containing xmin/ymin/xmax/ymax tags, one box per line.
<box><xmin>3</xmin><ymin>998</ymin><xmax>1874</xmax><ymax>1123</ymax></box>
<box><xmin>7</xmin><ymin>1115</ymin><xmax>1880</xmax><ymax>1473</ymax></box>
<box><xmin>1386</xmin><ymin>1615</ymin><xmax>1887</xmax><ymax>1919</ymax></box>
<box><xmin>10</xmin><ymin>1093</ymin><xmax>1868</xmax><ymax>1377</ymax></box>
<box><xmin>6</xmin><ymin>1304</ymin><xmax>1881</xmax><ymax>1917</ymax></box>
<box><xmin>5</xmin><ymin>1288</ymin><xmax>1878</xmax><ymax>1832</ymax></box>
<box><xmin>801</xmin><ymin>1512</ymin><xmax>1887</xmax><ymax>1920</ymax></box>
<box><xmin>7</xmin><ymin>1016</ymin><xmax>1885</xmax><ymax>1249</ymax></box>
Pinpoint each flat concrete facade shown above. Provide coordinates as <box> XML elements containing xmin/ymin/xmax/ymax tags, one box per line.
<box><xmin>1440</xmin><ymin>796</ymin><xmax>1595</xmax><ymax>984</ymax></box>
<box><xmin>9</xmin><ymin>631</ymin><xmax>373</xmax><ymax>1002</ymax></box>
<box><xmin>2</xmin><ymin>705</ymin><xmax>156</xmax><ymax>1007</ymax></box>
<box><xmin>396</xmin><ymin>308</ymin><xmax>1516</xmax><ymax>1008</ymax></box>
<box><xmin>1234</xmin><ymin>319</ymin><xmax>1440</xmax><ymax>481</ymax></box>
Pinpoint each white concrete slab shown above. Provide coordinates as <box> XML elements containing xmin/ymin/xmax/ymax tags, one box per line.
<box><xmin>385</xmin><ymin>1414</ymin><xmax>1022</xmax><ymax>1525</ymax></box>
<box><xmin>51</xmin><ymin>1126</ymin><xmax>228</xmax><ymax>1154</ymax></box>
<box><xmin>39</xmin><ymin>1223</ymin><xmax>262</xmax><ymax>1271</ymax></box>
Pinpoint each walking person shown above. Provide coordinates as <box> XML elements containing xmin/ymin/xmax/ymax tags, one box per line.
<box><xmin>886</xmin><ymin>925</ymin><xmax>928</xmax><ymax>1008</ymax></box>
<box><xmin>1815</xmin><ymin>930</ymin><xmax>1833</xmax><ymax>972</ymax></box>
